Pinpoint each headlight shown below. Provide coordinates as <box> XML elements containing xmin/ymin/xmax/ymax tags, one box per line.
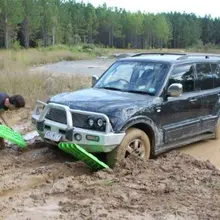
<box><xmin>97</xmin><ymin>118</ymin><xmax>104</xmax><ymax>127</ymax></box>
<box><xmin>86</xmin><ymin>116</ymin><xmax>106</xmax><ymax>131</ymax></box>
<box><xmin>88</xmin><ymin>118</ymin><xmax>94</xmax><ymax>127</ymax></box>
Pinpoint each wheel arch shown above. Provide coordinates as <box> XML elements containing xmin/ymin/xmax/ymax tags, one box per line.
<box><xmin>120</xmin><ymin>117</ymin><xmax>160</xmax><ymax>157</ymax></box>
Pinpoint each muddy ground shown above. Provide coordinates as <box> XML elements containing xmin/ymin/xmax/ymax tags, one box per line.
<box><xmin>0</xmin><ymin>110</ymin><xmax>220</xmax><ymax>220</ymax></box>
<box><xmin>1</xmin><ymin>56</ymin><xmax>220</xmax><ymax>219</ymax></box>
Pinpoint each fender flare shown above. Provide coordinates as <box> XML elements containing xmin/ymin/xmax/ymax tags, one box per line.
<box><xmin>119</xmin><ymin>116</ymin><xmax>162</xmax><ymax>154</ymax></box>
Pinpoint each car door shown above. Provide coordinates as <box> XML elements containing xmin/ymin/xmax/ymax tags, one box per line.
<box><xmin>195</xmin><ymin>62</ymin><xmax>220</xmax><ymax>132</ymax></box>
<box><xmin>159</xmin><ymin>63</ymin><xmax>204</xmax><ymax>144</ymax></box>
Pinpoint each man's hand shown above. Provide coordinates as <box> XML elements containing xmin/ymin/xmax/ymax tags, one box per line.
<box><xmin>0</xmin><ymin>114</ymin><xmax>12</xmax><ymax>129</ymax></box>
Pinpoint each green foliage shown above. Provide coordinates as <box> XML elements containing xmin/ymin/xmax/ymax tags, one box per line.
<box><xmin>0</xmin><ymin>1</ymin><xmax>220</xmax><ymax>49</ymax></box>
<box><xmin>11</xmin><ymin>40</ymin><xmax>22</xmax><ymax>51</ymax></box>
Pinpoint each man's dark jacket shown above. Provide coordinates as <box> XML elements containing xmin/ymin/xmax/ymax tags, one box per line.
<box><xmin>0</xmin><ymin>93</ymin><xmax>8</xmax><ymax>110</ymax></box>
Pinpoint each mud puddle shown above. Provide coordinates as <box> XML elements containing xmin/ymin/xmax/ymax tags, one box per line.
<box><xmin>29</xmin><ymin>58</ymin><xmax>115</xmax><ymax>77</ymax></box>
<box><xmin>178</xmin><ymin>139</ymin><xmax>220</xmax><ymax>169</ymax></box>
<box><xmin>1</xmin><ymin>145</ymin><xmax>220</xmax><ymax>220</ymax></box>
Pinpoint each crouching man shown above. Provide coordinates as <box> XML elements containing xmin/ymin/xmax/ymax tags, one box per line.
<box><xmin>0</xmin><ymin>93</ymin><xmax>25</xmax><ymax>149</ymax></box>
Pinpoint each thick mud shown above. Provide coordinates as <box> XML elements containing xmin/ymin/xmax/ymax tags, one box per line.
<box><xmin>0</xmin><ymin>145</ymin><xmax>220</xmax><ymax>220</ymax></box>
<box><xmin>1</xmin><ymin>98</ymin><xmax>220</xmax><ymax>219</ymax></box>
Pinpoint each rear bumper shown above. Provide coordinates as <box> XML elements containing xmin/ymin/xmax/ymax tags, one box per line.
<box><xmin>32</xmin><ymin>100</ymin><xmax>125</xmax><ymax>153</ymax></box>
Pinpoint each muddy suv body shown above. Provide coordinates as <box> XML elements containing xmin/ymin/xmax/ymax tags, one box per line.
<box><xmin>32</xmin><ymin>52</ymin><xmax>220</xmax><ymax>167</ymax></box>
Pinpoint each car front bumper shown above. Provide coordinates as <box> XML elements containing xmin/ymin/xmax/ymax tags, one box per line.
<box><xmin>32</xmin><ymin>100</ymin><xmax>125</xmax><ymax>153</ymax></box>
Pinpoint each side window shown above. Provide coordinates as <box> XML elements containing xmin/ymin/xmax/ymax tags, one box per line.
<box><xmin>168</xmin><ymin>64</ymin><xmax>194</xmax><ymax>93</ymax></box>
<box><xmin>195</xmin><ymin>63</ymin><xmax>213</xmax><ymax>90</ymax></box>
<box><xmin>212</xmin><ymin>63</ymin><xmax>220</xmax><ymax>88</ymax></box>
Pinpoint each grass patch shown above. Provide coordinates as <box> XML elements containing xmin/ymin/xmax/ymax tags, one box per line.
<box><xmin>0</xmin><ymin>45</ymin><xmax>96</xmax><ymax>109</ymax></box>
<box><xmin>0</xmin><ymin>48</ymin><xmax>94</xmax><ymax>70</ymax></box>
<box><xmin>0</xmin><ymin>69</ymin><xmax>91</xmax><ymax>108</ymax></box>
<box><xmin>0</xmin><ymin>44</ymin><xmax>111</xmax><ymax>72</ymax></box>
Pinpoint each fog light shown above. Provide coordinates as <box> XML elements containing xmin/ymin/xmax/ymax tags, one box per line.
<box><xmin>86</xmin><ymin>135</ymin><xmax>99</xmax><ymax>142</ymax></box>
<box><xmin>74</xmin><ymin>133</ymin><xmax>82</xmax><ymax>141</ymax></box>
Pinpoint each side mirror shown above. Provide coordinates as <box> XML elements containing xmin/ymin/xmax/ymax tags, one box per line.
<box><xmin>167</xmin><ymin>83</ymin><xmax>183</xmax><ymax>97</ymax></box>
<box><xmin>92</xmin><ymin>75</ymin><xmax>99</xmax><ymax>86</ymax></box>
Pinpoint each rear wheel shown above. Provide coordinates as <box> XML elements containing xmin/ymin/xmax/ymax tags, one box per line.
<box><xmin>106</xmin><ymin>128</ymin><xmax>151</xmax><ymax>168</ymax></box>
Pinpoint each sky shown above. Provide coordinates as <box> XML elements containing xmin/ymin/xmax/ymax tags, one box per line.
<box><xmin>80</xmin><ymin>0</ymin><xmax>219</xmax><ymax>18</ymax></box>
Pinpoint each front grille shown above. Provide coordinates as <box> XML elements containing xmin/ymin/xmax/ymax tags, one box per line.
<box><xmin>45</xmin><ymin>108</ymin><xmax>88</xmax><ymax>128</ymax></box>
<box><xmin>45</xmin><ymin>108</ymin><xmax>67</xmax><ymax>124</ymax></box>
<box><xmin>72</xmin><ymin>113</ymin><xmax>88</xmax><ymax>128</ymax></box>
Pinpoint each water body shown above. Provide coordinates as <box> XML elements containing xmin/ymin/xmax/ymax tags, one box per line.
<box><xmin>30</xmin><ymin>58</ymin><xmax>116</xmax><ymax>77</ymax></box>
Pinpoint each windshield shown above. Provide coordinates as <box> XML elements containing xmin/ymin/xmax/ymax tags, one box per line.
<box><xmin>94</xmin><ymin>61</ymin><xmax>170</xmax><ymax>95</ymax></box>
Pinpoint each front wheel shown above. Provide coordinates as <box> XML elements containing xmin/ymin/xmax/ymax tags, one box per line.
<box><xmin>106</xmin><ymin>128</ymin><xmax>151</xmax><ymax>168</ymax></box>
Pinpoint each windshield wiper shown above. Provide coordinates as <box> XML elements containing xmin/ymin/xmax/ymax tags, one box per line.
<box><xmin>99</xmin><ymin>87</ymin><xmax>154</xmax><ymax>95</ymax></box>
<box><xmin>100</xmin><ymin>86</ymin><xmax>124</xmax><ymax>91</ymax></box>
<box><xmin>125</xmin><ymin>90</ymin><xmax>154</xmax><ymax>95</ymax></box>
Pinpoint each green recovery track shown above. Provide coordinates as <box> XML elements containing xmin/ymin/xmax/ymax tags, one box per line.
<box><xmin>58</xmin><ymin>142</ymin><xmax>109</xmax><ymax>170</ymax></box>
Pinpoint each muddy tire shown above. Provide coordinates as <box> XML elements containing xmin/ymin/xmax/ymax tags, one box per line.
<box><xmin>106</xmin><ymin>128</ymin><xmax>151</xmax><ymax>168</ymax></box>
<box><xmin>214</xmin><ymin>118</ymin><xmax>220</xmax><ymax>140</ymax></box>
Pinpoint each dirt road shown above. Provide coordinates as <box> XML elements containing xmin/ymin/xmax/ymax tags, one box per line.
<box><xmin>0</xmin><ymin>109</ymin><xmax>220</xmax><ymax>219</ymax></box>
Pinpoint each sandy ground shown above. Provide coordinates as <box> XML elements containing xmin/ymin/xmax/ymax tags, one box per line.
<box><xmin>0</xmin><ymin>109</ymin><xmax>220</xmax><ymax>220</ymax></box>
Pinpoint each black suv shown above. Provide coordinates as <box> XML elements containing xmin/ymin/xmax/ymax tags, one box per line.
<box><xmin>32</xmin><ymin>52</ymin><xmax>220</xmax><ymax>167</ymax></box>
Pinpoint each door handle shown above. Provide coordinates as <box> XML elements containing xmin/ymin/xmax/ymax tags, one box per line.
<box><xmin>189</xmin><ymin>98</ymin><xmax>197</xmax><ymax>103</ymax></box>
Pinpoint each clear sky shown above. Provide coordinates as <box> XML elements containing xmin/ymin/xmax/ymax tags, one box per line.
<box><xmin>80</xmin><ymin>0</ymin><xmax>219</xmax><ymax>18</ymax></box>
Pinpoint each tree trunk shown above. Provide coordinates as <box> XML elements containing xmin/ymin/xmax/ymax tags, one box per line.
<box><xmin>111</xmin><ymin>26</ymin><xmax>114</xmax><ymax>47</ymax></box>
<box><xmin>108</xmin><ymin>24</ymin><xmax>111</xmax><ymax>46</ymax></box>
<box><xmin>43</xmin><ymin>7</ymin><xmax>47</xmax><ymax>47</ymax></box>
<box><xmin>88</xmin><ymin>30</ymin><xmax>92</xmax><ymax>44</ymax></box>
<box><xmin>23</xmin><ymin>17</ymin><xmax>29</xmax><ymax>48</ymax></box>
<box><xmin>23</xmin><ymin>0</ymin><xmax>29</xmax><ymax>48</ymax></box>
<box><xmin>43</xmin><ymin>18</ymin><xmax>47</xmax><ymax>47</ymax></box>
<box><xmin>52</xmin><ymin>27</ymin><xmax>55</xmax><ymax>46</ymax></box>
<box><xmin>4</xmin><ymin>15</ymin><xmax>9</xmax><ymax>49</ymax></box>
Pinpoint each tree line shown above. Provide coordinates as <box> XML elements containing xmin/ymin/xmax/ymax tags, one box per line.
<box><xmin>0</xmin><ymin>0</ymin><xmax>220</xmax><ymax>49</ymax></box>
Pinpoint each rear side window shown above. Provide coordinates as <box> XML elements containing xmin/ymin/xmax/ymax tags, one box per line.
<box><xmin>168</xmin><ymin>64</ymin><xmax>195</xmax><ymax>93</ymax></box>
<box><xmin>212</xmin><ymin>63</ymin><xmax>220</xmax><ymax>88</ymax></box>
<box><xmin>195</xmin><ymin>63</ymin><xmax>213</xmax><ymax>90</ymax></box>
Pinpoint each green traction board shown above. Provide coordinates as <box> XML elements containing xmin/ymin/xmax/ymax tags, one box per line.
<box><xmin>0</xmin><ymin>124</ymin><xmax>27</xmax><ymax>148</ymax></box>
<box><xmin>58</xmin><ymin>142</ymin><xmax>109</xmax><ymax>170</ymax></box>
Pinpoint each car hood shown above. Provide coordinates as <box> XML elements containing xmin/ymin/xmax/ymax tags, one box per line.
<box><xmin>48</xmin><ymin>88</ymin><xmax>157</xmax><ymax>127</ymax></box>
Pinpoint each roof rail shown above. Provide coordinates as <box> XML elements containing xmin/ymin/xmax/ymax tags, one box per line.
<box><xmin>131</xmin><ymin>52</ymin><xmax>186</xmax><ymax>57</ymax></box>
<box><xmin>177</xmin><ymin>54</ymin><xmax>220</xmax><ymax>60</ymax></box>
